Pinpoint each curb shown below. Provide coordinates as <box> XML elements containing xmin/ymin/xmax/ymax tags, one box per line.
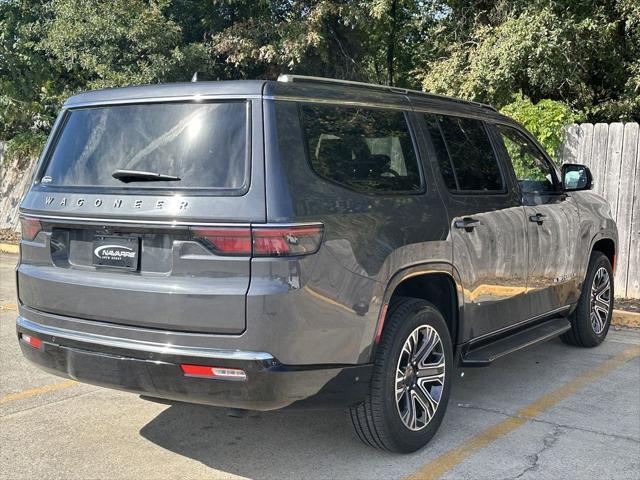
<box><xmin>0</xmin><ymin>243</ymin><xmax>19</xmax><ymax>255</ymax></box>
<box><xmin>612</xmin><ymin>309</ymin><xmax>640</xmax><ymax>329</ymax></box>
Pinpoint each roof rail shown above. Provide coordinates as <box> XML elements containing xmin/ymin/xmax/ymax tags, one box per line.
<box><xmin>276</xmin><ymin>74</ymin><xmax>498</xmax><ymax>112</ymax></box>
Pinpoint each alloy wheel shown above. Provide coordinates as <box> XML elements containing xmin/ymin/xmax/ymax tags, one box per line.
<box><xmin>590</xmin><ymin>266</ymin><xmax>611</xmax><ymax>335</ymax></box>
<box><xmin>395</xmin><ymin>325</ymin><xmax>445</xmax><ymax>431</ymax></box>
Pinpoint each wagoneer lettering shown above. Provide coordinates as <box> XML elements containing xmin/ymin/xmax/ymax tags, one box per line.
<box><xmin>16</xmin><ymin>75</ymin><xmax>617</xmax><ymax>453</ymax></box>
<box><xmin>40</xmin><ymin>196</ymin><xmax>190</xmax><ymax>212</ymax></box>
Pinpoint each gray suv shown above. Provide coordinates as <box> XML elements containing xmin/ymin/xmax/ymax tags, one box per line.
<box><xmin>16</xmin><ymin>75</ymin><xmax>617</xmax><ymax>453</ymax></box>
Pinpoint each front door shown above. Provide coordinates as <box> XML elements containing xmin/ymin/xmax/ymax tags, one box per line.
<box><xmin>493</xmin><ymin>124</ymin><xmax>582</xmax><ymax>318</ymax></box>
<box><xmin>420</xmin><ymin>114</ymin><xmax>529</xmax><ymax>341</ymax></box>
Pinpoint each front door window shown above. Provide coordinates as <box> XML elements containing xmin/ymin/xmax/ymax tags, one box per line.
<box><xmin>496</xmin><ymin>125</ymin><xmax>558</xmax><ymax>195</ymax></box>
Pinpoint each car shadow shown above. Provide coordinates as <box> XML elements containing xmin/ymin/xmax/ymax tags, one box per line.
<box><xmin>139</xmin><ymin>403</ymin><xmax>399</xmax><ymax>479</ymax></box>
<box><xmin>138</xmin><ymin>338</ymin><xmax>603</xmax><ymax>479</ymax></box>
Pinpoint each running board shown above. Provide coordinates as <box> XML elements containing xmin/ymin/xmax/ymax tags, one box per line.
<box><xmin>461</xmin><ymin>317</ymin><xmax>571</xmax><ymax>367</ymax></box>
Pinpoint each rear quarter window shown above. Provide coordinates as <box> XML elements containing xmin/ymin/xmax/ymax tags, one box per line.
<box><xmin>40</xmin><ymin>101</ymin><xmax>250</xmax><ymax>192</ymax></box>
<box><xmin>300</xmin><ymin>104</ymin><xmax>422</xmax><ymax>194</ymax></box>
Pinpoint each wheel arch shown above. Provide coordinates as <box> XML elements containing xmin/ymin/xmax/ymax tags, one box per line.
<box><xmin>370</xmin><ymin>263</ymin><xmax>464</xmax><ymax>361</ymax></box>
<box><xmin>591</xmin><ymin>236</ymin><xmax>616</xmax><ymax>272</ymax></box>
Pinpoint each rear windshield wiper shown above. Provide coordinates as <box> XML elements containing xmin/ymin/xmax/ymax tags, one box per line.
<box><xmin>112</xmin><ymin>169</ymin><xmax>181</xmax><ymax>183</ymax></box>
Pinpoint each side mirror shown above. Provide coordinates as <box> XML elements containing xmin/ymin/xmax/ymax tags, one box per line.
<box><xmin>562</xmin><ymin>163</ymin><xmax>593</xmax><ymax>191</ymax></box>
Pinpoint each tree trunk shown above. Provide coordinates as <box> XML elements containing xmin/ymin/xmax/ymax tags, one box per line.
<box><xmin>386</xmin><ymin>0</ymin><xmax>398</xmax><ymax>86</ymax></box>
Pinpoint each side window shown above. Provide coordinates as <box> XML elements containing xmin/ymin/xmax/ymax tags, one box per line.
<box><xmin>427</xmin><ymin>115</ymin><xmax>504</xmax><ymax>192</ymax></box>
<box><xmin>300</xmin><ymin>104</ymin><xmax>422</xmax><ymax>193</ymax></box>
<box><xmin>496</xmin><ymin>125</ymin><xmax>557</xmax><ymax>193</ymax></box>
<box><xmin>423</xmin><ymin>114</ymin><xmax>457</xmax><ymax>190</ymax></box>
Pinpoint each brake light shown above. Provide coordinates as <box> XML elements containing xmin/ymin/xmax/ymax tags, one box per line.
<box><xmin>20</xmin><ymin>217</ymin><xmax>42</xmax><ymax>241</ymax></box>
<box><xmin>191</xmin><ymin>224</ymin><xmax>323</xmax><ymax>257</ymax></box>
<box><xmin>191</xmin><ymin>227</ymin><xmax>252</xmax><ymax>255</ymax></box>
<box><xmin>253</xmin><ymin>225</ymin><xmax>323</xmax><ymax>257</ymax></box>
<box><xmin>180</xmin><ymin>364</ymin><xmax>247</xmax><ymax>381</ymax></box>
<box><xmin>21</xmin><ymin>334</ymin><xmax>42</xmax><ymax>349</ymax></box>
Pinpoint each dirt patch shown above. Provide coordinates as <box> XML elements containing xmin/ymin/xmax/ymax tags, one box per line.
<box><xmin>0</xmin><ymin>229</ymin><xmax>19</xmax><ymax>244</ymax></box>
<box><xmin>615</xmin><ymin>297</ymin><xmax>640</xmax><ymax>313</ymax></box>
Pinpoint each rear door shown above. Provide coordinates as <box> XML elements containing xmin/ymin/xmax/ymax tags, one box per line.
<box><xmin>18</xmin><ymin>98</ymin><xmax>265</xmax><ymax>334</ymax></box>
<box><xmin>420</xmin><ymin>114</ymin><xmax>530</xmax><ymax>341</ymax></box>
<box><xmin>493</xmin><ymin>124</ymin><xmax>582</xmax><ymax>317</ymax></box>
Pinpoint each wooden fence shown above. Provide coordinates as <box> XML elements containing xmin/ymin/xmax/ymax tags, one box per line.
<box><xmin>561</xmin><ymin>123</ymin><xmax>640</xmax><ymax>299</ymax></box>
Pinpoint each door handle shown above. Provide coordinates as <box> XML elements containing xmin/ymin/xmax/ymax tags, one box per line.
<box><xmin>454</xmin><ymin>217</ymin><xmax>481</xmax><ymax>232</ymax></box>
<box><xmin>529</xmin><ymin>213</ymin><xmax>546</xmax><ymax>225</ymax></box>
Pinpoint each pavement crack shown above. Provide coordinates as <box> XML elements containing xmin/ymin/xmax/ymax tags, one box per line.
<box><xmin>507</xmin><ymin>425</ymin><xmax>563</xmax><ymax>480</ymax></box>
<box><xmin>455</xmin><ymin>403</ymin><xmax>640</xmax><ymax>444</ymax></box>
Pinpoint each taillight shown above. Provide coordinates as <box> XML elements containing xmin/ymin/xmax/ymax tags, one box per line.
<box><xmin>191</xmin><ymin>227</ymin><xmax>252</xmax><ymax>256</ymax></box>
<box><xmin>253</xmin><ymin>225</ymin><xmax>323</xmax><ymax>257</ymax></box>
<box><xmin>20</xmin><ymin>217</ymin><xmax>42</xmax><ymax>241</ymax></box>
<box><xmin>191</xmin><ymin>224</ymin><xmax>323</xmax><ymax>257</ymax></box>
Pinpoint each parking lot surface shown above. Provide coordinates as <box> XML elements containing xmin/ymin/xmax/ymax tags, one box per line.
<box><xmin>1</xmin><ymin>253</ymin><xmax>639</xmax><ymax>479</ymax></box>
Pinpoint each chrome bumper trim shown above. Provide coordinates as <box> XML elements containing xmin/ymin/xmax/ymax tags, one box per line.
<box><xmin>16</xmin><ymin>316</ymin><xmax>274</xmax><ymax>362</ymax></box>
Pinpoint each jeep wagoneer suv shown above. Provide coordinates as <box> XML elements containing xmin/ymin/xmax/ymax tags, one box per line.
<box><xmin>16</xmin><ymin>75</ymin><xmax>617</xmax><ymax>453</ymax></box>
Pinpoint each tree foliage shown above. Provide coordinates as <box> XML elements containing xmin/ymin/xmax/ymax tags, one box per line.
<box><xmin>1</xmin><ymin>0</ymin><xmax>638</xmax><ymax>161</ymax></box>
<box><xmin>501</xmin><ymin>95</ymin><xmax>581</xmax><ymax>161</ymax></box>
<box><xmin>421</xmin><ymin>1</ymin><xmax>639</xmax><ymax>122</ymax></box>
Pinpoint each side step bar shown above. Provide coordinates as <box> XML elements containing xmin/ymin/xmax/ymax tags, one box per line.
<box><xmin>461</xmin><ymin>317</ymin><xmax>571</xmax><ymax>367</ymax></box>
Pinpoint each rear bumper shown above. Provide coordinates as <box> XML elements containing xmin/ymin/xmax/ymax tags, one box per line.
<box><xmin>16</xmin><ymin>316</ymin><xmax>372</xmax><ymax>411</ymax></box>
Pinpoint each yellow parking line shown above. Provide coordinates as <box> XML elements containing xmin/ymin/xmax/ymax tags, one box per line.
<box><xmin>0</xmin><ymin>303</ymin><xmax>17</xmax><ymax>311</ymax></box>
<box><xmin>0</xmin><ymin>380</ymin><xmax>77</xmax><ymax>405</ymax></box>
<box><xmin>405</xmin><ymin>346</ymin><xmax>640</xmax><ymax>480</ymax></box>
<box><xmin>612</xmin><ymin>309</ymin><xmax>640</xmax><ymax>328</ymax></box>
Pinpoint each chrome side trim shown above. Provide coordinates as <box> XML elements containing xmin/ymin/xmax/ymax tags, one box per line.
<box><xmin>17</xmin><ymin>316</ymin><xmax>274</xmax><ymax>361</ymax></box>
<box><xmin>468</xmin><ymin>305</ymin><xmax>573</xmax><ymax>345</ymax></box>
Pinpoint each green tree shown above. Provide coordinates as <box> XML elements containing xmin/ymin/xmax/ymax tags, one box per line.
<box><xmin>1</xmin><ymin>0</ymin><xmax>639</xmax><ymax>163</ymax></box>
<box><xmin>0</xmin><ymin>1</ymin><xmax>55</xmax><ymax>163</ymax></box>
<box><xmin>501</xmin><ymin>95</ymin><xmax>580</xmax><ymax>161</ymax></box>
<box><xmin>41</xmin><ymin>0</ymin><xmax>210</xmax><ymax>89</ymax></box>
<box><xmin>420</xmin><ymin>1</ymin><xmax>639</xmax><ymax>121</ymax></box>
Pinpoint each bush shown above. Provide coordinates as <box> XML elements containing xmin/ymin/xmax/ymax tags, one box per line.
<box><xmin>500</xmin><ymin>95</ymin><xmax>581</xmax><ymax>162</ymax></box>
<box><xmin>3</xmin><ymin>132</ymin><xmax>47</xmax><ymax>167</ymax></box>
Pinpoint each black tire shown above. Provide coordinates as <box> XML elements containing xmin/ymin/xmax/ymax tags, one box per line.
<box><xmin>561</xmin><ymin>252</ymin><xmax>614</xmax><ymax>347</ymax></box>
<box><xmin>349</xmin><ymin>297</ymin><xmax>453</xmax><ymax>453</ymax></box>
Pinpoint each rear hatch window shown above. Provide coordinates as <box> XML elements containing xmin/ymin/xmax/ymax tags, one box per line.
<box><xmin>41</xmin><ymin>101</ymin><xmax>249</xmax><ymax>193</ymax></box>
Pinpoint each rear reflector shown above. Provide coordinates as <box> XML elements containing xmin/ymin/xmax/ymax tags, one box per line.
<box><xmin>191</xmin><ymin>224</ymin><xmax>323</xmax><ymax>257</ymax></box>
<box><xmin>20</xmin><ymin>217</ymin><xmax>42</xmax><ymax>241</ymax></box>
<box><xmin>21</xmin><ymin>334</ymin><xmax>42</xmax><ymax>349</ymax></box>
<box><xmin>180</xmin><ymin>364</ymin><xmax>247</xmax><ymax>381</ymax></box>
<box><xmin>375</xmin><ymin>303</ymin><xmax>389</xmax><ymax>344</ymax></box>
